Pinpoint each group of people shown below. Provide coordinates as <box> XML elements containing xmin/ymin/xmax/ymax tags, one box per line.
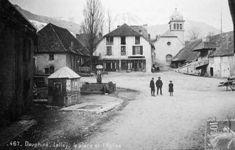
<box><xmin>149</xmin><ymin>77</ymin><xmax>174</xmax><ymax>96</ymax></box>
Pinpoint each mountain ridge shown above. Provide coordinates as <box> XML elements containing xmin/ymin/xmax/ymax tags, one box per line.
<box><xmin>14</xmin><ymin>5</ymin><xmax>81</xmax><ymax>34</ymax></box>
<box><xmin>14</xmin><ymin>5</ymin><xmax>222</xmax><ymax>40</ymax></box>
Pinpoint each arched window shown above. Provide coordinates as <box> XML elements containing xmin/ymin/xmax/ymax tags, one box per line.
<box><xmin>174</xmin><ymin>24</ymin><xmax>176</xmax><ymax>29</ymax></box>
<box><xmin>180</xmin><ymin>24</ymin><xmax>182</xmax><ymax>30</ymax></box>
<box><xmin>166</xmin><ymin>54</ymin><xmax>173</xmax><ymax>64</ymax></box>
<box><xmin>177</xmin><ymin>24</ymin><xmax>179</xmax><ymax>30</ymax></box>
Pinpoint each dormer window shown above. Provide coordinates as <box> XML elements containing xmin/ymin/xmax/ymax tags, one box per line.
<box><xmin>106</xmin><ymin>37</ymin><xmax>113</xmax><ymax>45</ymax></box>
<box><xmin>135</xmin><ymin>36</ymin><xmax>140</xmax><ymax>44</ymax></box>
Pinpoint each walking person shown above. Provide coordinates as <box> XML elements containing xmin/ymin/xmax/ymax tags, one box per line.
<box><xmin>169</xmin><ymin>80</ymin><xmax>174</xmax><ymax>96</ymax></box>
<box><xmin>150</xmin><ymin>78</ymin><xmax>155</xmax><ymax>96</ymax></box>
<box><xmin>156</xmin><ymin>77</ymin><xmax>163</xmax><ymax>95</ymax></box>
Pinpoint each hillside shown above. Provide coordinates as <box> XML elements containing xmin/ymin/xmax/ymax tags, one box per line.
<box><xmin>111</xmin><ymin>13</ymin><xmax>221</xmax><ymax>40</ymax></box>
<box><xmin>14</xmin><ymin>6</ymin><xmax>222</xmax><ymax>40</ymax></box>
<box><xmin>14</xmin><ymin>5</ymin><xmax>81</xmax><ymax>34</ymax></box>
<box><xmin>148</xmin><ymin>20</ymin><xmax>221</xmax><ymax>40</ymax></box>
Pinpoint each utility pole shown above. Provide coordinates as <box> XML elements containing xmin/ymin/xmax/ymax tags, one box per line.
<box><xmin>221</xmin><ymin>11</ymin><xmax>223</xmax><ymax>34</ymax></box>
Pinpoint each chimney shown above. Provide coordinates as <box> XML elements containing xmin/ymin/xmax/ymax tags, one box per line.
<box><xmin>76</xmin><ymin>34</ymin><xmax>80</xmax><ymax>40</ymax></box>
<box><xmin>148</xmin><ymin>34</ymin><xmax>151</xmax><ymax>41</ymax></box>
<box><xmin>98</xmin><ymin>32</ymin><xmax>103</xmax><ymax>39</ymax></box>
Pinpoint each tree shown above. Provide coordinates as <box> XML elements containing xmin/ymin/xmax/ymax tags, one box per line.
<box><xmin>81</xmin><ymin>0</ymin><xmax>104</xmax><ymax>70</ymax></box>
<box><xmin>187</xmin><ymin>27</ymin><xmax>201</xmax><ymax>41</ymax></box>
<box><xmin>107</xmin><ymin>9</ymin><xmax>112</xmax><ymax>33</ymax></box>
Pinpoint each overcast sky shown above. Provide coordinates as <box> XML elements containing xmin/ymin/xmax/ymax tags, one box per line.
<box><xmin>10</xmin><ymin>0</ymin><xmax>233</xmax><ymax>32</ymax></box>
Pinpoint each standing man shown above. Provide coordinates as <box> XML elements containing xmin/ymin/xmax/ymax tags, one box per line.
<box><xmin>156</xmin><ymin>77</ymin><xmax>163</xmax><ymax>95</ymax></box>
<box><xmin>150</xmin><ymin>78</ymin><xmax>155</xmax><ymax>96</ymax></box>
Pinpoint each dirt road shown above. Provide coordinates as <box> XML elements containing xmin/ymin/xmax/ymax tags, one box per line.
<box><xmin>77</xmin><ymin>71</ymin><xmax>235</xmax><ymax>150</ymax></box>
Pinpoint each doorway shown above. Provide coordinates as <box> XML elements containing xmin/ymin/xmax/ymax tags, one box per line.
<box><xmin>210</xmin><ymin>67</ymin><xmax>213</xmax><ymax>76</ymax></box>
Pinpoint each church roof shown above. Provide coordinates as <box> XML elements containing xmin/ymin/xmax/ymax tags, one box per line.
<box><xmin>169</xmin><ymin>8</ymin><xmax>184</xmax><ymax>22</ymax></box>
<box><xmin>48</xmin><ymin>66</ymin><xmax>81</xmax><ymax>79</ymax></box>
<box><xmin>161</xmin><ymin>30</ymin><xmax>177</xmax><ymax>37</ymax></box>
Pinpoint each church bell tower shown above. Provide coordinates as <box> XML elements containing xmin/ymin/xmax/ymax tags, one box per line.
<box><xmin>169</xmin><ymin>8</ymin><xmax>185</xmax><ymax>44</ymax></box>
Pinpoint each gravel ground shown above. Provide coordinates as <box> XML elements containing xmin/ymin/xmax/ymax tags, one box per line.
<box><xmin>77</xmin><ymin>71</ymin><xmax>235</xmax><ymax>150</ymax></box>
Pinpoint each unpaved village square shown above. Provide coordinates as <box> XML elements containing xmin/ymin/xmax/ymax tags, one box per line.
<box><xmin>1</xmin><ymin>70</ymin><xmax>235</xmax><ymax>150</ymax></box>
<box><xmin>74</xmin><ymin>71</ymin><xmax>235</xmax><ymax>150</ymax></box>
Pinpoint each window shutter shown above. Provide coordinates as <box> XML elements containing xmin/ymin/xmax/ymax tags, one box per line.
<box><xmin>140</xmin><ymin>46</ymin><xmax>143</xmax><ymax>55</ymax></box>
<box><xmin>110</xmin><ymin>47</ymin><xmax>112</xmax><ymax>55</ymax></box>
<box><xmin>132</xmin><ymin>46</ymin><xmax>135</xmax><ymax>55</ymax></box>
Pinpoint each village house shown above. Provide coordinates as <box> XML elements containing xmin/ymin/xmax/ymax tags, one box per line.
<box><xmin>93</xmin><ymin>23</ymin><xmax>155</xmax><ymax>72</ymax></box>
<box><xmin>208</xmin><ymin>31</ymin><xmax>234</xmax><ymax>77</ymax></box>
<box><xmin>0</xmin><ymin>0</ymin><xmax>37</xmax><ymax>126</ymax></box>
<box><xmin>153</xmin><ymin>8</ymin><xmax>185</xmax><ymax>65</ymax></box>
<box><xmin>35</xmin><ymin>23</ymin><xmax>89</xmax><ymax>76</ymax></box>
<box><xmin>172</xmin><ymin>31</ymin><xmax>234</xmax><ymax>78</ymax></box>
<box><xmin>171</xmin><ymin>39</ymin><xmax>201</xmax><ymax>70</ymax></box>
<box><xmin>192</xmin><ymin>37</ymin><xmax>216</xmax><ymax>76</ymax></box>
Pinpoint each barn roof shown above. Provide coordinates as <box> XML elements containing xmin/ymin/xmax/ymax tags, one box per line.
<box><xmin>193</xmin><ymin>41</ymin><xmax>216</xmax><ymax>51</ymax></box>
<box><xmin>105</xmin><ymin>23</ymin><xmax>142</xmax><ymax>37</ymax></box>
<box><xmin>48</xmin><ymin>67</ymin><xmax>81</xmax><ymax>79</ymax></box>
<box><xmin>172</xmin><ymin>39</ymin><xmax>202</xmax><ymax>62</ymax></box>
<box><xmin>37</xmin><ymin>23</ymin><xmax>89</xmax><ymax>56</ymax></box>
<box><xmin>172</xmin><ymin>31</ymin><xmax>234</xmax><ymax>62</ymax></box>
<box><xmin>209</xmin><ymin>31</ymin><xmax>234</xmax><ymax>57</ymax></box>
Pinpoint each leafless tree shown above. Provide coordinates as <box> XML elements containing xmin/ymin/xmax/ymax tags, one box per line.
<box><xmin>80</xmin><ymin>0</ymin><xmax>104</xmax><ymax>70</ymax></box>
<box><xmin>188</xmin><ymin>27</ymin><xmax>201</xmax><ymax>41</ymax></box>
<box><xmin>107</xmin><ymin>9</ymin><xmax>112</xmax><ymax>33</ymax></box>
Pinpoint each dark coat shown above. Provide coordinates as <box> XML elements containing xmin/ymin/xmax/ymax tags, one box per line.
<box><xmin>169</xmin><ymin>83</ymin><xmax>174</xmax><ymax>92</ymax></box>
<box><xmin>150</xmin><ymin>80</ymin><xmax>155</xmax><ymax>89</ymax></box>
<box><xmin>156</xmin><ymin>79</ymin><xmax>163</xmax><ymax>87</ymax></box>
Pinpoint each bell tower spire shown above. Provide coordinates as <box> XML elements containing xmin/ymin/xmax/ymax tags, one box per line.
<box><xmin>169</xmin><ymin>8</ymin><xmax>185</xmax><ymax>44</ymax></box>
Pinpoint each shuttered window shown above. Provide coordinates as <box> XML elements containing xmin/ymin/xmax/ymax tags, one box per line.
<box><xmin>132</xmin><ymin>46</ymin><xmax>143</xmax><ymax>55</ymax></box>
<box><xmin>49</xmin><ymin>53</ymin><xmax>54</xmax><ymax>60</ymax></box>
<box><xmin>121</xmin><ymin>37</ymin><xmax>126</xmax><ymax>45</ymax></box>
<box><xmin>135</xmin><ymin>37</ymin><xmax>140</xmax><ymax>44</ymax></box>
<box><xmin>106</xmin><ymin>37</ymin><xmax>113</xmax><ymax>45</ymax></box>
<box><xmin>121</xmin><ymin>46</ymin><xmax>126</xmax><ymax>55</ymax></box>
<box><xmin>106</xmin><ymin>46</ymin><xmax>112</xmax><ymax>56</ymax></box>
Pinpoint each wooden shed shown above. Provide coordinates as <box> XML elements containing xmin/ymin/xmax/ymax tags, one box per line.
<box><xmin>47</xmin><ymin>67</ymin><xmax>81</xmax><ymax>106</ymax></box>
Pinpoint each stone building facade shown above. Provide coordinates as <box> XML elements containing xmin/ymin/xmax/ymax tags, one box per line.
<box><xmin>0</xmin><ymin>0</ymin><xmax>37</xmax><ymax>127</ymax></box>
